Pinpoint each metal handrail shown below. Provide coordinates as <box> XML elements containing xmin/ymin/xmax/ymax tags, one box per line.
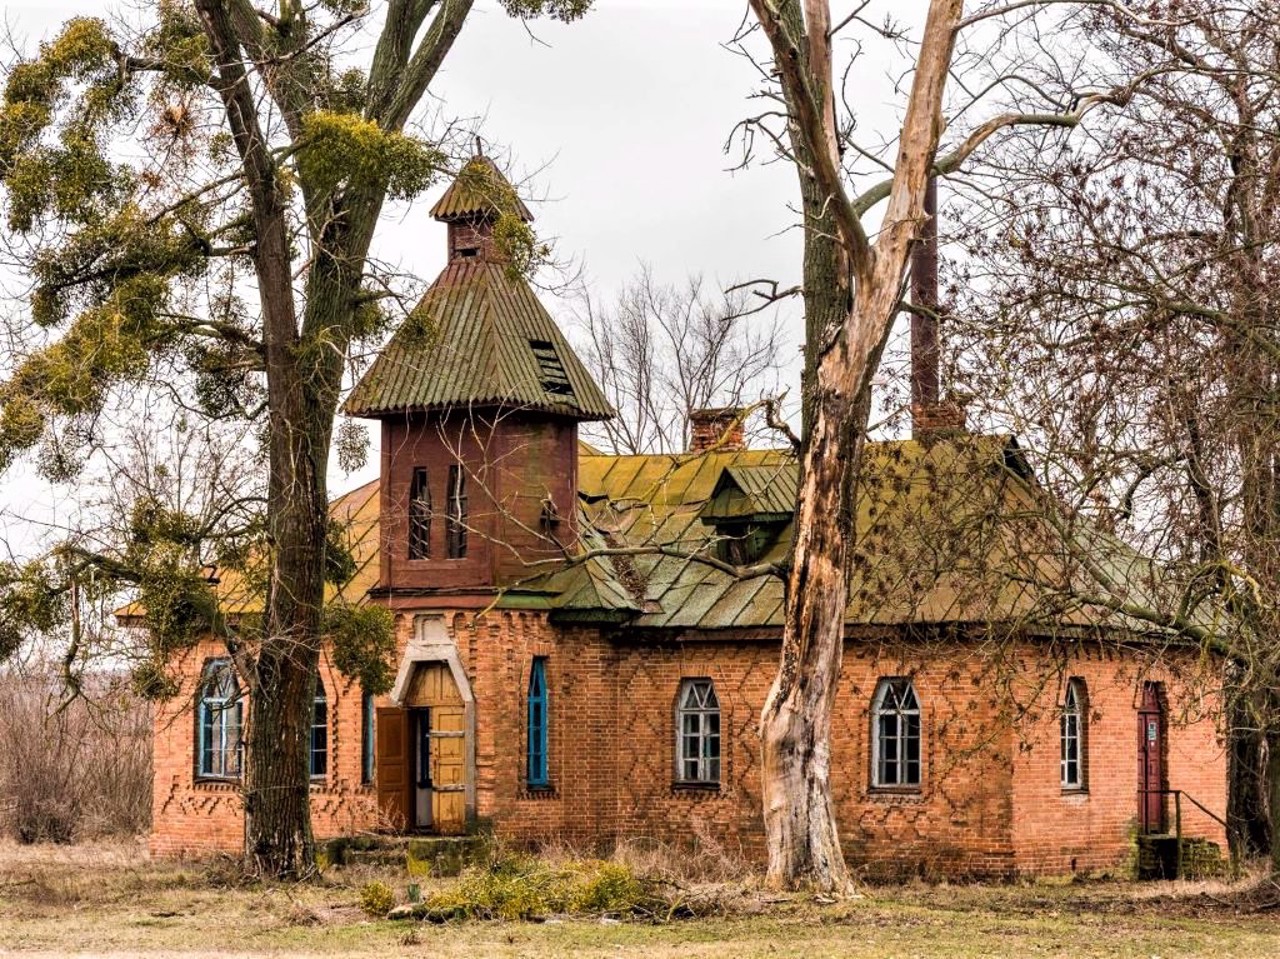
<box><xmin>1138</xmin><ymin>788</ymin><xmax>1238</xmax><ymax>879</ymax></box>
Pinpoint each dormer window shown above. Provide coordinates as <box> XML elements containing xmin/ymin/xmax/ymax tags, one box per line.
<box><xmin>529</xmin><ymin>339</ymin><xmax>574</xmax><ymax>397</ymax></box>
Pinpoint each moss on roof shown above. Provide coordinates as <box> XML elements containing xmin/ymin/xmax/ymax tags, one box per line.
<box><xmin>428</xmin><ymin>155</ymin><xmax>533</xmax><ymax>222</ymax></box>
<box><xmin>128</xmin><ymin>435</ymin><xmax>1211</xmax><ymax>643</ymax></box>
<box><xmin>345</xmin><ymin>260</ymin><xmax>611</xmax><ymax>419</ymax></box>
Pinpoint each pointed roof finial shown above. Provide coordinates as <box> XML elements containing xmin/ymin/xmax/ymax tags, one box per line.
<box><xmin>474</xmin><ymin>134</ymin><xmax>484</xmax><ymax>157</ymax></box>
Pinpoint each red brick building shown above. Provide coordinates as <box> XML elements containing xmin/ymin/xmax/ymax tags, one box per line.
<box><xmin>148</xmin><ymin>159</ymin><xmax>1229</xmax><ymax>877</ymax></box>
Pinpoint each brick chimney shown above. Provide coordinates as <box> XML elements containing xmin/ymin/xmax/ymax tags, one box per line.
<box><xmin>910</xmin><ymin>177</ymin><xmax>965</xmax><ymax>440</ymax></box>
<box><xmin>688</xmin><ymin>408</ymin><xmax>747</xmax><ymax>453</ymax></box>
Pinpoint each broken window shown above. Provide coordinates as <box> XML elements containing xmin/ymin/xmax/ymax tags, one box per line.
<box><xmin>529</xmin><ymin>339</ymin><xmax>574</xmax><ymax>397</ymax></box>
<box><xmin>311</xmin><ymin>682</ymin><xmax>328</xmax><ymax>781</ymax></box>
<box><xmin>527</xmin><ymin>658</ymin><xmax>549</xmax><ymax>788</ymax></box>
<box><xmin>198</xmin><ymin>660</ymin><xmax>242</xmax><ymax>780</ymax></box>
<box><xmin>872</xmin><ymin>678</ymin><xmax>921</xmax><ymax>788</ymax></box>
<box><xmin>409</xmin><ymin>466</ymin><xmax>432</xmax><ymax>559</ymax></box>
<box><xmin>676</xmin><ymin>678</ymin><xmax>720</xmax><ymax>784</ymax></box>
<box><xmin>446</xmin><ymin>464</ymin><xmax>468</xmax><ymax>558</ymax></box>
<box><xmin>1061</xmin><ymin>679</ymin><xmax>1085</xmax><ymax>790</ymax></box>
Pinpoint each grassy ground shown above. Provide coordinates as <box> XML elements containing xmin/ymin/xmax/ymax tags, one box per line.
<box><xmin>2</xmin><ymin>840</ymin><xmax>1280</xmax><ymax>958</ymax></box>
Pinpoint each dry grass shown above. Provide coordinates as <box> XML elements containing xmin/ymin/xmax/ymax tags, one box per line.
<box><xmin>3</xmin><ymin>841</ymin><xmax>1280</xmax><ymax>957</ymax></box>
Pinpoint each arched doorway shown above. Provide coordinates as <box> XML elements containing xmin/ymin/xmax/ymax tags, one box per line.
<box><xmin>378</xmin><ymin>616</ymin><xmax>476</xmax><ymax>834</ymax></box>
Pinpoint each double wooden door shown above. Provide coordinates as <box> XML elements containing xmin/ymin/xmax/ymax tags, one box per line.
<box><xmin>375</xmin><ymin>663</ymin><xmax>466</xmax><ymax>834</ymax></box>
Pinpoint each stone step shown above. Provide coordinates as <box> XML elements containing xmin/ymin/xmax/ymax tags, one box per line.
<box><xmin>1136</xmin><ymin>834</ymin><xmax>1224</xmax><ymax>880</ymax></box>
<box><xmin>320</xmin><ymin>834</ymin><xmax>488</xmax><ymax>877</ymax></box>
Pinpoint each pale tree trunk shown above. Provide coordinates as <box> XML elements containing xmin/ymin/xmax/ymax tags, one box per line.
<box><xmin>750</xmin><ymin>0</ymin><xmax>963</xmax><ymax>892</ymax></box>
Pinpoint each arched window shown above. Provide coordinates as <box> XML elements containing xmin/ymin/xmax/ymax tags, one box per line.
<box><xmin>310</xmin><ymin>681</ymin><xmax>328</xmax><ymax>780</ymax></box>
<box><xmin>198</xmin><ymin>660</ymin><xmax>242</xmax><ymax>780</ymax></box>
<box><xmin>527</xmin><ymin>658</ymin><xmax>549</xmax><ymax>788</ymax></box>
<box><xmin>676</xmin><ymin>679</ymin><xmax>720</xmax><ymax>784</ymax></box>
<box><xmin>872</xmin><ymin>678</ymin><xmax>921</xmax><ymax>788</ymax></box>
<box><xmin>408</xmin><ymin>466</ymin><xmax>432</xmax><ymax>559</ymax></box>
<box><xmin>1061</xmin><ymin>678</ymin><xmax>1086</xmax><ymax>790</ymax></box>
<box><xmin>446</xmin><ymin>464</ymin><xmax>468</xmax><ymax>558</ymax></box>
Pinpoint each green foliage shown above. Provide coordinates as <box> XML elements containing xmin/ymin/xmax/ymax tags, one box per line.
<box><xmin>335</xmin><ymin>419</ymin><xmax>369</xmax><ymax>474</ymax></box>
<box><xmin>420</xmin><ymin>854</ymin><xmax>662</xmax><ymax>921</ymax></box>
<box><xmin>31</xmin><ymin>208</ymin><xmax>205</xmax><ymax>327</ymax></box>
<box><xmin>142</xmin><ymin>1</ymin><xmax>212</xmax><ymax>85</ymax></box>
<box><xmin>297</xmin><ymin>110</ymin><xmax>443</xmax><ymax>201</ymax></box>
<box><xmin>494</xmin><ymin>212</ymin><xmax>550</xmax><ymax>280</ymax></box>
<box><xmin>130</xmin><ymin>659</ymin><xmax>180</xmax><ymax>700</ymax></box>
<box><xmin>326</xmin><ymin>602</ymin><xmax>395</xmax><ymax>695</ymax></box>
<box><xmin>132</xmin><ymin>551</ymin><xmax>218</xmax><ymax>659</ymax></box>
<box><xmin>324</xmin><ymin>518</ymin><xmax>358</xmax><ymax>586</ymax></box>
<box><xmin>117</xmin><ymin>498</ymin><xmax>221</xmax><ymax>687</ymax></box>
<box><xmin>500</xmin><ymin>0</ymin><xmax>595</xmax><ymax>23</ymax></box>
<box><xmin>0</xmin><ymin>561</ymin><xmax>67</xmax><ymax>661</ymax></box>
<box><xmin>358</xmin><ymin>879</ymin><xmax>396</xmax><ymax>917</ymax></box>
<box><xmin>0</xmin><ymin>18</ymin><xmax>134</xmax><ymax>229</ymax></box>
<box><xmin>569</xmin><ymin>861</ymin><xmax>648</xmax><ymax>913</ymax></box>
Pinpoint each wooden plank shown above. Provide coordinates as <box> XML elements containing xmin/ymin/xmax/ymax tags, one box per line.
<box><xmin>375</xmin><ymin>706</ymin><xmax>409</xmax><ymax>830</ymax></box>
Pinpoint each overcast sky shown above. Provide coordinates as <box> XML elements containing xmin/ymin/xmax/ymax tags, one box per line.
<box><xmin>0</xmin><ymin>0</ymin><xmax>931</xmax><ymax>557</ymax></box>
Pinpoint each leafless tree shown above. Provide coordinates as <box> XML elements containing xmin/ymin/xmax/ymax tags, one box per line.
<box><xmin>732</xmin><ymin>0</ymin><xmax>1162</xmax><ymax>892</ymax></box>
<box><xmin>949</xmin><ymin>0</ymin><xmax>1280</xmax><ymax>868</ymax></box>
<box><xmin>574</xmin><ymin>266</ymin><xmax>787</xmax><ymax>454</ymax></box>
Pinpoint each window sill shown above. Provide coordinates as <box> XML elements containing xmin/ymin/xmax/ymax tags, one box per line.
<box><xmin>194</xmin><ymin>777</ymin><xmax>241</xmax><ymax>790</ymax></box>
<box><xmin>868</xmin><ymin>786</ymin><xmax>924</xmax><ymax>800</ymax></box>
<box><xmin>519</xmin><ymin>786</ymin><xmax>558</xmax><ymax>800</ymax></box>
<box><xmin>1061</xmin><ymin>786</ymin><xmax>1088</xmax><ymax>798</ymax></box>
<box><xmin>671</xmin><ymin>781</ymin><xmax>721</xmax><ymax>793</ymax></box>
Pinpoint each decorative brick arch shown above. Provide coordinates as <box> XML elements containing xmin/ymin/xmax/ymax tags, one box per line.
<box><xmin>389</xmin><ymin>614</ymin><xmax>477</xmax><ymax>824</ymax></box>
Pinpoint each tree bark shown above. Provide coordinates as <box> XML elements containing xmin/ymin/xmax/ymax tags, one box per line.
<box><xmin>751</xmin><ymin>0</ymin><xmax>962</xmax><ymax>893</ymax></box>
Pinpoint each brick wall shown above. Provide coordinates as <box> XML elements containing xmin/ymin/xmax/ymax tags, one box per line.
<box><xmin>151</xmin><ymin>617</ymin><xmax>1226</xmax><ymax>880</ymax></box>
<box><xmin>1007</xmin><ymin>643</ymin><xmax>1227</xmax><ymax>874</ymax></box>
<box><xmin>149</xmin><ymin>639</ymin><xmax>380</xmax><ymax>858</ymax></box>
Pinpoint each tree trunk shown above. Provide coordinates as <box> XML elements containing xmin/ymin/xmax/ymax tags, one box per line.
<box><xmin>242</xmin><ymin>294</ymin><xmax>334</xmax><ymax>879</ymax></box>
<box><xmin>761</xmin><ymin>301</ymin><xmax>889</xmax><ymax>893</ymax></box>
<box><xmin>1268</xmin><ymin>717</ymin><xmax>1280</xmax><ymax>875</ymax></box>
<box><xmin>760</xmin><ymin>395</ymin><xmax>861</xmax><ymax>893</ymax></box>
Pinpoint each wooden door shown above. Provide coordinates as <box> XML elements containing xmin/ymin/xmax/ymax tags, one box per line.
<box><xmin>406</xmin><ymin>663</ymin><xmax>467</xmax><ymax>835</ymax></box>
<box><xmin>429</xmin><ymin>703</ymin><xmax>466</xmax><ymax>834</ymax></box>
<box><xmin>1138</xmin><ymin>684</ymin><xmax>1165</xmax><ymax>833</ymax></box>
<box><xmin>375</xmin><ymin>707</ymin><xmax>410</xmax><ymax>829</ymax></box>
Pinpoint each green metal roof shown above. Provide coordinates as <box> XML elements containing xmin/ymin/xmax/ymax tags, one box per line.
<box><xmin>429</xmin><ymin>155</ymin><xmax>533</xmax><ymax>222</ymax></box>
<box><xmin>701</xmin><ymin>462</ymin><xmax>799</xmax><ymax>523</ymax></box>
<box><xmin>549</xmin><ymin>436</ymin><xmax>1215</xmax><ymax>637</ymax></box>
<box><xmin>345</xmin><ymin>259</ymin><xmax>612</xmax><ymax>419</ymax></box>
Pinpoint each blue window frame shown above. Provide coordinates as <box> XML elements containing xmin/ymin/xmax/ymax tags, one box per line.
<box><xmin>361</xmin><ymin>689</ymin><xmax>375</xmax><ymax>784</ymax></box>
<box><xmin>527</xmin><ymin>658</ymin><xmax>549</xmax><ymax>787</ymax></box>
<box><xmin>310</xmin><ymin>682</ymin><xmax>328</xmax><ymax>780</ymax></box>
<box><xmin>198</xmin><ymin>660</ymin><xmax>242</xmax><ymax>779</ymax></box>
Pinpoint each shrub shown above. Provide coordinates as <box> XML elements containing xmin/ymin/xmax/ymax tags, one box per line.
<box><xmin>359</xmin><ymin>880</ymin><xmax>397</xmax><ymax>917</ymax></box>
<box><xmin>0</xmin><ymin>669</ymin><xmax>152</xmax><ymax>843</ymax></box>
<box><xmin>419</xmin><ymin>854</ymin><xmax>665</xmax><ymax>921</ymax></box>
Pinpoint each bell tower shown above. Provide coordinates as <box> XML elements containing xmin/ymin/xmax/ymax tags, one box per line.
<box><xmin>345</xmin><ymin>155</ymin><xmax>611</xmax><ymax>599</ymax></box>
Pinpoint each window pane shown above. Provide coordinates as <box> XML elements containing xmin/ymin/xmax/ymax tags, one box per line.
<box><xmin>311</xmin><ymin>694</ymin><xmax>328</xmax><ymax>778</ymax></box>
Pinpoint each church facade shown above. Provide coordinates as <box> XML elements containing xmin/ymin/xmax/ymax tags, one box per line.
<box><xmin>147</xmin><ymin>160</ymin><xmax>1229</xmax><ymax>878</ymax></box>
